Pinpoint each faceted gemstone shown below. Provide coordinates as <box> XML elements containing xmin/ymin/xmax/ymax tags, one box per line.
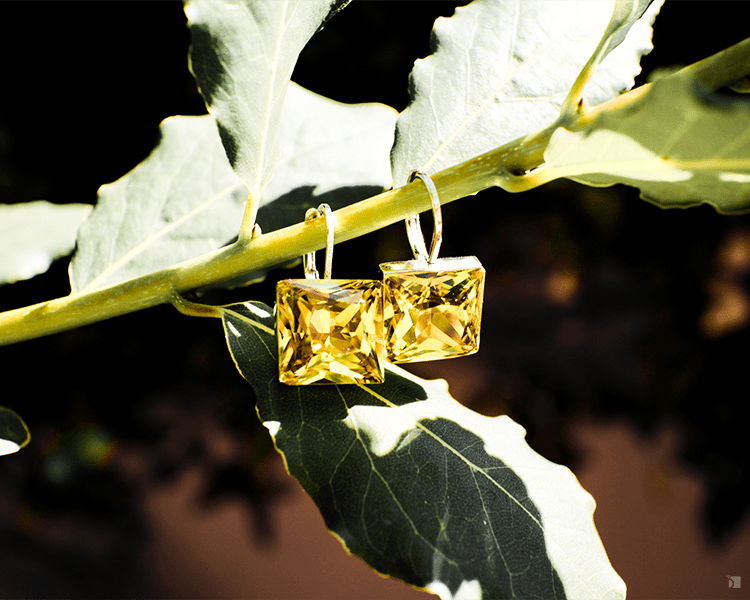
<box><xmin>380</xmin><ymin>256</ymin><xmax>485</xmax><ymax>363</ymax></box>
<box><xmin>276</xmin><ymin>279</ymin><xmax>385</xmax><ymax>385</ymax></box>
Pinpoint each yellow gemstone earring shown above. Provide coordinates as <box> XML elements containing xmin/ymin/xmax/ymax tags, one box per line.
<box><xmin>380</xmin><ymin>170</ymin><xmax>485</xmax><ymax>363</ymax></box>
<box><xmin>276</xmin><ymin>204</ymin><xmax>385</xmax><ymax>385</ymax></box>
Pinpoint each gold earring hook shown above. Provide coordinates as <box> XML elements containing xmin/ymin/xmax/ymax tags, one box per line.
<box><xmin>405</xmin><ymin>170</ymin><xmax>442</xmax><ymax>263</ymax></box>
<box><xmin>303</xmin><ymin>203</ymin><xmax>335</xmax><ymax>279</ymax></box>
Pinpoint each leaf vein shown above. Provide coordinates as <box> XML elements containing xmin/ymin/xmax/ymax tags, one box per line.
<box><xmin>355</xmin><ymin>383</ymin><xmax>545</xmax><ymax>535</ymax></box>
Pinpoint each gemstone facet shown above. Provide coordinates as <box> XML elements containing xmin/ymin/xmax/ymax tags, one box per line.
<box><xmin>380</xmin><ymin>256</ymin><xmax>485</xmax><ymax>363</ymax></box>
<box><xmin>276</xmin><ymin>279</ymin><xmax>385</xmax><ymax>385</ymax></box>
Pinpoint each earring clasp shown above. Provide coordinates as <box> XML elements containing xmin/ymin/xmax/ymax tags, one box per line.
<box><xmin>303</xmin><ymin>203</ymin><xmax>335</xmax><ymax>279</ymax></box>
<box><xmin>405</xmin><ymin>170</ymin><xmax>442</xmax><ymax>264</ymax></box>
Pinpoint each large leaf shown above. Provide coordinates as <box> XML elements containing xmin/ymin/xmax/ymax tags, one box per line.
<box><xmin>220</xmin><ymin>301</ymin><xmax>626</xmax><ymax>600</ymax></box>
<box><xmin>202</xmin><ymin>82</ymin><xmax>396</xmax><ymax>291</ymax></box>
<box><xmin>204</xmin><ymin>82</ymin><xmax>397</xmax><ymax>290</ymax></box>
<box><xmin>185</xmin><ymin>0</ymin><xmax>347</xmax><ymax>205</ymax></box>
<box><xmin>598</xmin><ymin>0</ymin><xmax>655</xmax><ymax>58</ymax></box>
<box><xmin>70</xmin><ymin>84</ymin><xmax>395</xmax><ymax>293</ymax></box>
<box><xmin>561</xmin><ymin>0</ymin><xmax>657</xmax><ymax>113</ymax></box>
<box><xmin>391</xmin><ymin>0</ymin><xmax>661</xmax><ymax>185</ymax></box>
<box><xmin>0</xmin><ymin>201</ymin><xmax>91</xmax><ymax>285</ymax></box>
<box><xmin>263</xmin><ymin>83</ymin><xmax>395</xmax><ymax>205</ymax></box>
<box><xmin>542</xmin><ymin>63</ymin><xmax>750</xmax><ymax>213</ymax></box>
<box><xmin>70</xmin><ymin>115</ymin><xmax>248</xmax><ymax>293</ymax></box>
<box><xmin>0</xmin><ymin>406</ymin><xmax>31</xmax><ymax>455</ymax></box>
<box><xmin>256</xmin><ymin>83</ymin><xmax>396</xmax><ymax>234</ymax></box>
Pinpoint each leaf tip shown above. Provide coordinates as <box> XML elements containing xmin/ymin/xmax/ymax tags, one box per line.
<box><xmin>0</xmin><ymin>440</ymin><xmax>21</xmax><ymax>456</ymax></box>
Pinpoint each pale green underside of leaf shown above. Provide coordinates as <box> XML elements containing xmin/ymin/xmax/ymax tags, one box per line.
<box><xmin>0</xmin><ymin>406</ymin><xmax>31</xmax><ymax>455</ymax></box>
<box><xmin>254</xmin><ymin>83</ymin><xmax>396</xmax><ymax>236</ymax></box>
<box><xmin>264</xmin><ymin>83</ymin><xmax>396</xmax><ymax>202</ymax></box>
<box><xmin>185</xmin><ymin>0</ymin><xmax>343</xmax><ymax>199</ymax></box>
<box><xmin>544</xmin><ymin>69</ymin><xmax>750</xmax><ymax>214</ymax></box>
<box><xmin>70</xmin><ymin>115</ymin><xmax>248</xmax><ymax>293</ymax></box>
<box><xmin>391</xmin><ymin>0</ymin><xmax>661</xmax><ymax>185</ymax></box>
<box><xmin>0</xmin><ymin>201</ymin><xmax>91</xmax><ymax>285</ymax></box>
<box><xmin>70</xmin><ymin>85</ymin><xmax>395</xmax><ymax>293</ymax></box>
<box><xmin>220</xmin><ymin>301</ymin><xmax>626</xmax><ymax>600</ymax></box>
<box><xmin>601</xmin><ymin>0</ymin><xmax>655</xmax><ymax>58</ymax></box>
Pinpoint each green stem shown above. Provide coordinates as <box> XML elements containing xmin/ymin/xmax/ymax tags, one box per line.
<box><xmin>238</xmin><ymin>189</ymin><xmax>260</xmax><ymax>243</ymax></box>
<box><xmin>0</xmin><ymin>133</ymin><xmax>540</xmax><ymax>347</ymax></box>
<box><xmin>15</xmin><ymin>45</ymin><xmax>722</xmax><ymax>348</ymax></box>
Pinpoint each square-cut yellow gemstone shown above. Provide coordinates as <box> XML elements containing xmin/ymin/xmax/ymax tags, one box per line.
<box><xmin>276</xmin><ymin>279</ymin><xmax>385</xmax><ymax>385</ymax></box>
<box><xmin>380</xmin><ymin>256</ymin><xmax>485</xmax><ymax>363</ymax></box>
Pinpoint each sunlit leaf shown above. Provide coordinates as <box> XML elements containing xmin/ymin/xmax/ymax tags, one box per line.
<box><xmin>543</xmin><ymin>64</ymin><xmax>750</xmax><ymax>213</ymax></box>
<box><xmin>220</xmin><ymin>301</ymin><xmax>626</xmax><ymax>600</ymax></box>
<box><xmin>256</xmin><ymin>82</ymin><xmax>396</xmax><ymax>234</ymax></box>
<box><xmin>0</xmin><ymin>201</ymin><xmax>91</xmax><ymax>285</ymax></box>
<box><xmin>70</xmin><ymin>115</ymin><xmax>248</xmax><ymax>293</ymax></box>
<box><xmin>198</xmin><ymin>85</ymin><xmax>398</xmax><ymax>289</ymax></box>
<box><xmin>70</xmin><ymin>83</ymin><xmax>395</xmax><ymax>293</ymax></box>
<box><xmin>391</xmin><ymin>0</ymin><xmax>661</xmax><ymax>185</ymax></box>
<box><xmin>185</xmin><ymin>0</ymin><xmax>348</xmax><ymax>204</ymax></box>
<box><xmin>0</xmin><ymin>406</ymin><xmax>31</xmax><ymax>455</ymax></box>
<box><xmin>601</xmin><ymin>0</ymin><xmax>655</xmax><ymax>57</ymax></box>
<box><xmin>561</xmin><ymin>0</ymin><xmax>658</xmax><ymax>113</ymax></box>
<box><xmin>264</xmin><ymin>83</ymin><xmax>395</xmax><ymax>203</ymax></box>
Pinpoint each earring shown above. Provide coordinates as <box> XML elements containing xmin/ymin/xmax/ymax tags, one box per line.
<box><xmin>276</xmin><ymin>204</ymin><xmax>385</xmax><ymax>385</ymax></box>
<box><xmin>380</xmin><ymin>170</ymin><xmax>485</xmax><ymax>364</ymax></box>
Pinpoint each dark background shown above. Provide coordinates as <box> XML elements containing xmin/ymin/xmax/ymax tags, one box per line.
<box><xmin>1</xmin><ymin>2</ymin><xmax>749</xmax><ymax>598</ymax></box>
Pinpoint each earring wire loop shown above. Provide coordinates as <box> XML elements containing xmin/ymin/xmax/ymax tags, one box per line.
<box><xmin>405</xmin><ymin>170</ymin><xmax>442</xmax><ymax>263</ymax></box>
<box><xmin>303</xmin><ymin>203</ymin><xmax>335</xmax><ymax>280</ymax></box>
<box><xmin>319</xmin><ymin>204</ymin><xmax>335</xmax><ymax>279</ymax></box>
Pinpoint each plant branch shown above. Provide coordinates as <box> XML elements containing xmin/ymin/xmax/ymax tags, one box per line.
<box><xmin>558</xmin><ymin>20</ymin><xmax>612</xmax><ymax>122</ymax></box>
<box><xmin>238</xmin><ymin>189</ymin><xmax>260</xmax><ymax>243</ymax></box>
<box><xmin>0</xmin><ymin>132</ymin><xmax>535</xmax><ymax>347</ymax></box>
<box><xmin>3</xmin><ymin>72</ymin><xmax>674</xmax><ymax>347</ymax></box>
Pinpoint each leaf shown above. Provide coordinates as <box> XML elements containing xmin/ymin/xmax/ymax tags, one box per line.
<box><xmin>0</xmin><ymin>201</ymin><xmax>91</xmax><ymax>285</ymax></box>
<box><xmin>0</xmin><ymin>406</ymin><xmax>31</xmax><ymax>455</ymax></box>
<box><xmin>220</xmin><ymin>301</ymin><xmax>626</xmax><ymax>600</ymax></box>
<box><xmin>390</xmin><ymin>0</ymin><xmax>661</xmax><ymax>186</ymax></box>
<box><xmin>70</xmin><ymin>115</ymin><xmax>248</xmax><ymax>293</ymax></box>
<box><xmin>542</xmin><ymin>64</ymin><xmax>750</xmax><ymax>213</ymax></box>
<box><xmin>185</xmin><ymin>0</ymin><xmax>348</xmax><ymax>205</ymax></box>
<box><xmin>70</xmin><ymin>84</ymin><xmax>395</xmax><ymax>293</ymax></box>
<box><xmin>601</xmin><ymin>0</ymin><xmax>655</xmax><ymax>57</ymax></box>
<box><xmin>559</xmin><ymin>0</ymin><xmax>660</xmax><ymax>119</ymax></box>
<box><xmin>263</xmin><ymin>83</ymin><xmax>395</xmax><ymax>206</ymax></box>
<box><xmin>256</xmin><ymin>83</ymin><xmax>397</xmax><ymax>234</ymax></box>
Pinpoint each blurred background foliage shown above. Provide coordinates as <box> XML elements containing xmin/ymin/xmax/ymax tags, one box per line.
<box><xmin>0</xmin><ymin>1</ymin><xmax>748</xmax><ymax>597</ymax></box>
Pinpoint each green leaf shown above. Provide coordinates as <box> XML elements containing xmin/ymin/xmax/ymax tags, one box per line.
<box><xmin>264</xmin><ymin>83</ymin><xmax>395</xmax><ymax>203</ymax></box>
<box><xmin>256</xmin><ymin>83</ymin><xmax>396</xmax><ymax>234</ymax></box>
<box><xmin>0</xmin><ymin>201</ymin><xmax>91</xmax><ymax>285</ymax></box>
<box><xmin>391</xmin><ymin>0</ymin><xmax>661</xmax><ymax>185</ymax></box>
<box><xmin>220</xmin><ymin>301</ymin><xmax>626</xmax><ymax>600</ymax></box>
<box><xmin>600</xmin><ymin>0</ymin><xmax>655</xmax><ymax>57</ymax></box>
<box><xmin>560</xmin><ymin>0</ymin><xmax>659</xmax><ymax>116</ymax></box>
<box><xmin>185</xmin><ymin>0</ymin><xmax>347</xmax><ymax>204</ymax></box>
<box><xmin>70</xmin><ymin>115</ymin><xmax>248</xmax><ymax>293</ymax></box>
<box><xmin>0</xmin><ymin>406</ymin><xmax>31</xmax><ymax>455</ymax></box>
<box><xmin>70</xmin><ymin>83</ymin><xmax>395</xmax><ymax>293</ymax></box>
<box><xmin>542</xmin><ymin>64</ymin><xmax>750</xmax><ymax>213</ymax></box>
